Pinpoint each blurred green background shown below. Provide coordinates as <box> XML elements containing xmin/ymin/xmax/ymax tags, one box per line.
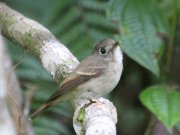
<box><xmin>1</xmin><ymin>0</ymin><xmax>180</xmax><ymax>135</ymax></box>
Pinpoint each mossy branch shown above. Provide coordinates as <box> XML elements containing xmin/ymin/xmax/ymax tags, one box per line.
<box><xmin>0</xmin><ymin>2</ymin><xmax>79</xmax><ymax>83</ymax></box>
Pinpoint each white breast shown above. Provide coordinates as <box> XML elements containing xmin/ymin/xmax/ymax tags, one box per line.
<box><xmin>114</xmin><ymin>46</ymin><xmax>123</xmax><ymax>63</ymax></box>
<box><xmin>74</xmin><ymin>46</ymin><xmax>123</xmax><ymax>99</ymax></box>
<box><xmin>77</xmin><ymin>61</ymin><xmax>123</xmax><ymax>99</ymax></box>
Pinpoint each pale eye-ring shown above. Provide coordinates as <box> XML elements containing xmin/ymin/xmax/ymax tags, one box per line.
<box><xmin>99</xmin><ymin>47</ymin><xmax>107</xmax><ymax>55</ymax></box>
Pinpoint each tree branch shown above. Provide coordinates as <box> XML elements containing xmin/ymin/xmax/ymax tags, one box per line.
<box><xmin>0</xmin><ymin>3</ymin><xmax>117</xmax><ymax>135</ymax></box>
<box><xmin>0</xmin><ymin>2</ymin><xmax>79</xmax><ymax>83</ymax></box>
<box><xmin>73</xmin><ymin>98</ymin><xmax>117</xmax><ymax>135</ymax></box>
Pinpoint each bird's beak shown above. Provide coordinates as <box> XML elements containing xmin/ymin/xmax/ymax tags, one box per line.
<box><xmin>113</xmin><ymin>41</ymin><xmax>120</xmax><ymax>49</ymax></box>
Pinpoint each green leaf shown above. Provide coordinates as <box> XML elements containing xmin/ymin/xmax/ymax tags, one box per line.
<box><xmin>140</xmin><ymin>85</ymin><xmax>180</xmax><ymax>130</ymax></box>
<box><xmin>108</xmin><ymin>0</ymin><xmax>169</xmax><ymax>76</ymax></box>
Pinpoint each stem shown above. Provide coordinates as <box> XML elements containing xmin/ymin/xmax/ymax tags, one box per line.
<box><xmin>144</xmin><ymin>116</ymin><xmax>156</xmax><ymax>135</ymax></box>
<box><xmin>166</xmin><ymin>0</ymin><xmax>178</xmax><ymax>72</ymax></box>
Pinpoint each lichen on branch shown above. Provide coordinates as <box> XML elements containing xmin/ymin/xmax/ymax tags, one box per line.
<box><xmin>0</xmin><ymin>2</ymin><xmax>79</xmax><ymax>83</ymax></box>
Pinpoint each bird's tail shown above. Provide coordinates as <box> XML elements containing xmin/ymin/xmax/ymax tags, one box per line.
<box><xmin>30</xmin><ymin>103</ymin><xmax>50</xmax><ymax>119</ymax></box>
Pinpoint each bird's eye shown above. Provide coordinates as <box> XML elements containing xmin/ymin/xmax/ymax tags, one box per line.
<box><xmin>100</xmin><ymin>47</ymin><xmax>106</xmax><ymax>55</ymax></box>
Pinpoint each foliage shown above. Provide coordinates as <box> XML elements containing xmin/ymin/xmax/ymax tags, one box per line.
<box><xmin>140</xmin><ymin>85</ymin><xmax>180</xmax><ymax>131</ymax></box>
<box><xmin>3</xmin><ymin>0</ymin><xmax>180</xmax><ymax>135</ymax></box>
<box><xmin>108</xmin><ymin>0</ymin><xmax>169</xmax><ymax>76</ymax></box>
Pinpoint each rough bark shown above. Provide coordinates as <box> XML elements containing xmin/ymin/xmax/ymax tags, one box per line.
<box><xmin>0</xmin><ymin>2</ymin><xmax>79</xmax><ymax>83</ymax></box>
<box><xmin>73</xmin><ymin>98</ymin><xmax>117</xmax><ymax>135</ymax></box>
<box><xmin>0</xmin><ymin>3</ymin><xmax>117</xmax><ymax>135</ymax></box>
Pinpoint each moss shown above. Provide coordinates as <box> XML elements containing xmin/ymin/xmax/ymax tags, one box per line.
<box><xmin>23</xmin><ymin>29</ymin><xmax>40</xmax><ymax>56</ymax></box>
<box><xmin>1</xmin><ymin>13</ymin><xmax>17</xmax><ymax>38</ymax></box>
<box><xmin>76</xmin><ymin>99</ymin><xmax>97</xmax><ymax>123</ymax></box>
<box><xmin>24</xmin><ymin>32</ymin><xmax>34</xmax><ymax>45</ymax></box>
<box><xmin>76</xmin><ymin>107</ymin><xmax>86</xmax><ymax>123</ymax></box>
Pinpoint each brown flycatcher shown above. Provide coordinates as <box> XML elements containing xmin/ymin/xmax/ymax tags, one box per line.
<box><xmin>30</xmin><ymin>38</ymin><xmax>123</xmax><ymax>118</ymax></box>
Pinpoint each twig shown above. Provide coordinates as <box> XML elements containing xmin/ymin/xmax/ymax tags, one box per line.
<box><xmin>165</xmin><ymin>0</ymin><xmax>178</xmax><ymax>73</ymax></box>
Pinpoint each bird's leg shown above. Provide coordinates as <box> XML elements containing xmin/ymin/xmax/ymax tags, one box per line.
<box><xmin>84</xmin><ymin>97</ymin><xmax>105</xmax><ymax>108</ymax></box>
<box><xmin>82</xmin><ymin>97</ymin><xmax>96</xmax><ymax>108</ymax></box>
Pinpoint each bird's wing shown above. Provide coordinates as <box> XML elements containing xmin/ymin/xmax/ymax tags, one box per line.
<box><xmin>45</xmin><ymin>57</ymin><xmax>108</xmax><ymax>103</ymax></box>
<box><xmin>30</xmin><ymin>58</ymin><xmax>108</xmax><ymax>119</ymax></box>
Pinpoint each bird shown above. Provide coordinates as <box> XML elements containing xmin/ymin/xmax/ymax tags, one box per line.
<box><xmin>30</xmin><ymin>38</ymin><xmax>123</xmax><ymax>119</ymax></box>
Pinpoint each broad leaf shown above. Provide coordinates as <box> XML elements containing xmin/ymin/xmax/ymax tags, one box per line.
<box><xmin>108</xmin><ymin>0</ymin><xmax>169</xmax><ymax>76</ymax></box>
<box><xmin>140</xmin><ymin>85</ymin><xmax>180</xmax><ymax>130</ymax></box>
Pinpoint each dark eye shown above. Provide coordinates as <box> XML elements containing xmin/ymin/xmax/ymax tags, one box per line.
<box><xmin>100</xmin><ymin>47</ymin><xmax>106</xmax><ymax>55</ymax></box>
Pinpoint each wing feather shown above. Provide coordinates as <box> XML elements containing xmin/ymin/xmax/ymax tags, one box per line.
<box><xmin>30</xmin><ymin>57</ymin><xmax>108</xmax><ymax>119</ymax></box>
<box><xmin>46</xmin><ymin>74</ymin><xmax>97</xmax><ymax>102</ymax></box>
<box><xmin>46</xmin><ymin>57</ymin><xmax>108</xmax><ymax>103</ymax></box>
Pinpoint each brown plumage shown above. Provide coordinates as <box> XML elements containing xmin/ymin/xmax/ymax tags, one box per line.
<box><xmin>30</xmin><ymin>39</ymin><xmax>123</xmax><ymax>119</ymax></box>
